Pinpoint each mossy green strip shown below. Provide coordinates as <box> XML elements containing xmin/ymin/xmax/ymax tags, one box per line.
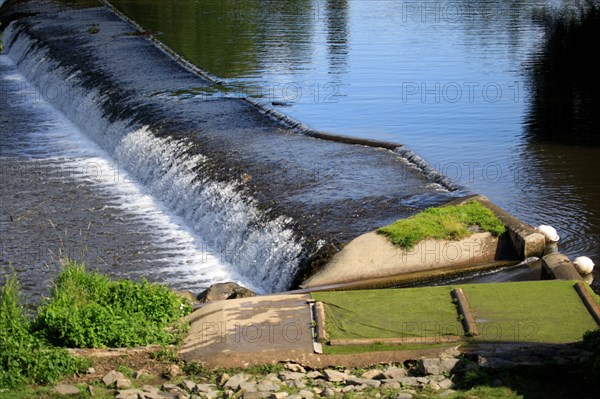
<box><xmin>462</xmin><ymin>280</ymin><xmax>598</xmax><ymax>343</ymax></box>
<box><xmin>312</xmin><ymin>286</ymin><xmax>463</xmax><ymax>340</ymax></box>
<box><xmin>377</xmin><ymin>201</ymin><xmax>506</xmax><ymax>249</ymax></box>
<box><xmin>312</xmin><ymin>280</ymin><xmax>600</xmax><ymax>352</ymax></box>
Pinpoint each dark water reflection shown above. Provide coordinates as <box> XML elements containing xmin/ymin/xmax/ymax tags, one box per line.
<box><xmin>107</xmin><ymin>0</ymin><xmax>600</xmax><ymax>288</ymax></box>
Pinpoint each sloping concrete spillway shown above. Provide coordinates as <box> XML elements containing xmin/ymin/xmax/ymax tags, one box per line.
<box><xmin>0</xmin><ymin>0</ymin><xmax>458</xmax><ymax>293</ymax></box>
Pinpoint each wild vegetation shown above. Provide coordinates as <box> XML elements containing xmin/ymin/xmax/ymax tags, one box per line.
<box><xmin>0</xmin><ymin>262</ymin><xmax>191</xmax><ymax>389</ymax></box>
<box><xmin>377</xmin><ymin>201</ymin><xmax>506</xmax><ymax>250</ymax></box>
<box><xmin>0</xmin><ymin>271</ymin><xmax>88</xmax><ymax>388</ymax></box>
<box><xmin>33</xmin><ymin>262</ymin><xmax>192</xmax><ymax>348</ymax></box>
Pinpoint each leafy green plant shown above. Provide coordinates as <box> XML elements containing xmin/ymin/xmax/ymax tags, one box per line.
<box><xmin>0</xmin><ymin>270</ymin><xmax>88</xmax><ymax>388</ymax></box>
<box><xmin>117</xmin><ymin>364</ymin><xmax>134</xmax><ymax>378</ymax></box>
<box><xmin>33</xmin><ymin>262</ymin><xmax>192</xmax><ymax>348</ymax></box>
<box><xmin>377</xmin><ymin>201</ymin><xmax>506</xmax><ymax>249</ymax></box>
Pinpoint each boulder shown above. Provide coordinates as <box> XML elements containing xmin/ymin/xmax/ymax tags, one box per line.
<box><xmin>382</xmin><ymin>366</ymin><xmax>407</xmax><ymax>380</ymax></box>
<box><xmin>418</xmin><ymin>358</ymin><xmax>460</xmax><ymax>376</ymax></box>
<box><xmin>224</xmin><ymin>373</ymin><xmax>249</xmax><ymax>390</ymax></box>
<box><xmin>197</xmin><ymin>282</ymin><xmax>256</xmax><ymax>303</ymax></box>
<box><xmin>323</xmin><ymin>369</ymin><xmax>347</xmax><ymax>382</ymax></box>
<box><xmin>54</xmin><ymin>384</ymin><xmax>79</xmax><ymax>395</ymax></box>
<box><xmin>102</xmin><ymin>370</ymin><xmax>127</xmax><ymax>387</ymax></box>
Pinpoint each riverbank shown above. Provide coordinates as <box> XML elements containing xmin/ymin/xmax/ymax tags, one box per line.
<box><xmin>3</xmin><ymin>261</ymin><xmax>600</xmax><ymax>398</ymax></box>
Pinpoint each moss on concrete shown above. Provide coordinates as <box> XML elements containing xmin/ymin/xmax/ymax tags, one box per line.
<box><xmin>377</xmin><ymin>201</ymin><xmax>506</xmax><ymax>250</ymax></box>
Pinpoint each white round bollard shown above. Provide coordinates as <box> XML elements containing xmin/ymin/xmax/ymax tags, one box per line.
<box><xmin>573</xmin><ymin>256</ymin><xmax>595</xmax><ymax>275</ymax></box>
<box><xmin>536</xmin><ymin>225</ymin><xmax>560</xmax><ymax>243</ymax></box>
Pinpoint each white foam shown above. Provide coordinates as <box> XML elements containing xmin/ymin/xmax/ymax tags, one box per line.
<box><xmin>1</xmin><ymin>50</ymin><xmax>251</xmax><ymax>289</ymax></box>
<box><xmin>3</xmin><ymin>22</ymin><xmax>303</xmax><ymax>293</ymax></box>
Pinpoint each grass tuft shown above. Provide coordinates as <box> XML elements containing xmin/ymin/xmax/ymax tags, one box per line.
<box><xmin>0</xmin><ymin>270</ymin><xmax>89</xmax><ymax>388</ymax></box>
<box><xmin>377</xmin><ymin>201</ymin><xmax>506</xmax><ymax>249</ymax></box>
<box><xmin>33</xmin><ymin>262</ymin><xmax>192</xmax><ymax>348</ymax></box>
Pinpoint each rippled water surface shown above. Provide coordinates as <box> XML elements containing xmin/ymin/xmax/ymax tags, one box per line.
<box><xmin>108</xmin><ymin>0</ymin><xmax>600</xmax><ymax>287</ymax></box>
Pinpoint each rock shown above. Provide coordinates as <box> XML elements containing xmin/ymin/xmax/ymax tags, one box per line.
<box><xmin>416</xmin><ymin>377</ymin><xmax>429</xmax><ymax>384</ymax></box>
<box><xmin>279</xmin><ymin>371</ymin><xmax>305</xmax><ymax>381</ymax></box>
<box><xmin>439</xmin><ymin>378</ymin><xmax>454</xmax><ymax>389</ymax></box>
<box><xmin>115</xmin><ymin>389</ymin><xmax>144</xmax><ymax>399</ymax></box>
<box><xmin>286</xmin><ymin>379</ymin><xmax>306</xmax><ymax>389</ymax></box>
<box><xmin>102</xmin><ymin>370</ymin><xmax>127</xmax><ymax>387</ymax></box>
<box><xmin>321</xmin><ymin>388</ymin><xmax>335</xmax><ymax>397</ymax></box>
<box><xmin>256</xmin><ymin>380</ymin><xmax>280</xmax><ymax>392</ymax></box>
<box><xmin>224</xmin><ymin>373</ymin><xmax>249</xmax><ymax>390</ymax></box>
<box><xmin>86</xmin><ymin>367</ymin><xmax>96</xmax><ymax>374</ymax></box>
<box><xmin>345</xmin><ymin>376</ymin><xmax>381</xmax><ymax>387</ymax></box>
<box><xmin>381</xmin><ymin>381</ymin><xmax>400</xmax><ymax>389</ymax></box>
<box><xmin>219</xmin><ymin>373</ymin><xmax>231</xmax><ymax>386</ymax></box>
<box><xmin>142</xmin><ymin>393</ymin><xmax>169</xmax><ymax>399</ymax></box>
<box><xmin>167</xmin><ymin>364</ymin><xmax>182</xmax><ymax>378</ymax></box>
<box><xmin>87</xmin><ymin>386</ymin><xmax>94</xmax><ymax>396</ymax></box>
<box><xmin>270</xmin><ymin>393</ymin><xmax>289</xmax><ymax>399</ymax></box>
<box><xmin>143</xmin><ymin>385</ymin><xmax>161</xmax><ymax>393</ymax></box>
<box><xmin>429</xmin><ymin>381</ymin><xmax>441</xmax><ymax>391</ymax></box>
<box><xmin>382</xmin><ymin>366</ymin><xmax>407</xmax><ymax>380</ymax></box>
<box><xmin>341</xmin><ymin>385</ymin><xmax>355</xmax><ymax>393</ymax></box>
<box><xmin>243</xmin><ymin>393</ymin><xmax>271</xmax><ymax>399</ymax></box>
<box><xmin>418</xmin><ymin>358</ymin><xmax>460</xmax><ymax>375</ymax></box>
<box><xmin>175</xmin><ymin>290</ymin><xmax>197</xmax><ymax>303</ymax></box>
<box><xmin>298</xmin><ymin>390</ymin><xmax>314</xmax><ymax>399</ymax></box>
<box><xmin>396</xmin><ymin>393</ymin><xmax>413</xmax><ymax>399</ymax></box>
<box><xmin>305</xmin><ymin>371</ymin><xmax>323</xmax><ymax>379</ymax></box>
<box><xmin>286</xmin><ymin>395</ymin><xmax>302</xmax><ymax>399</ymax></box>
<box><xmin>197</xmin><ymin>282</ymin><xmax>256</xmax><ymax>303</ymax></box>
<box><xmin>285</xmin><ymin>363</ymin><xmax>306</xmax><ymax>373</ymax></box>
<box><xmin>323</xmin><ymin>369</ymin><xmax>347</xmax><ymax>382</ymax></box>
<box><xmin>195</xmin><ymin>383</ymin><xmax>218</xmax><ymax>393</ymax></box>
<box><xmin>361</xmin><ymin>369</ymin><xmax>383</xmax><ymax>379</ymax></box>
<box><xmin>180</xmin><ymin>380</ymin><xmax>197</xmax><ymax>392</ymax></box>
<box><xmin>398</xmin><ymin>376</ymin><xmax>419</xmax><ymax>387</ymax></box>
<box><xmin>162</xmin><ymin>383</ymin><xmax>188</xmax><ymax>396</ymax></box>
<box><xmin>54</xmin><ymin>384</ymin><xmax>79</xmax><ymax>395</ymax></box>
<box><xmin>115</xmin><ymin>378</ymin><xmax>132</xmax><ymax>389</ymax></box>
<box><xmin>240</xmin><ymin>382</ymin><xmax>258</xmax><ymax>392</ymax></box>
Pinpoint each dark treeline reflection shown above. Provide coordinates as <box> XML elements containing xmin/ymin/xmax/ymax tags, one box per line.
<box><xmin>526</xmin><ymin>4</ymin><xmax>600</xmax><ymax>145</ymax></box>
<box><xmin>109</xmin><ymin>0</ymin><xmax>315</xmax><ymax>80</ymax></box>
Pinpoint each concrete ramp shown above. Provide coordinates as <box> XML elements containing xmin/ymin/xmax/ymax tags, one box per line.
<box><xmin>179</xmin><ymin>295</ymin><xmax>315</xmax><ymax>367</ymax></box>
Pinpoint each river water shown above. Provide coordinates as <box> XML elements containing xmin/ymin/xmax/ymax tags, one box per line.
<box><xmin>107</xmin><ymin>0</ymin><xmax>600</xmax><ymax>285</ymax></box>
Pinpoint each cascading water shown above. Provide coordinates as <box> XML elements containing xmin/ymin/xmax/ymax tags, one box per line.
<box><xmin>2</xmin><ymin>22</ymin><xmax>303</xmax><ymax>293</ymax></box>
<box><xmin>1</xmin><ymin>0</ymin><xmax>455</xmax><ymax>295</ymax></box>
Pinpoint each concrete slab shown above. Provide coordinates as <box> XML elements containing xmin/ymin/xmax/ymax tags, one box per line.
<box><xmin>179</xmin><ymin>295</ymin><xmax>315</xmax><ymax>367</ymax></box>
<box><xmin>178</xmin><ymin>294</ymin><xmax>458</xmax><ymax>368</ymax></box>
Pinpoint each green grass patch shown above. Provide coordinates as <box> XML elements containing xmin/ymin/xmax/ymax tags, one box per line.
<box><xmin>313</xmin><ymin>280</ymin><xmax>600</xmax><ymax>352</ymax></box>
<box><xmin>463</xmin><ymin>280</ymin><xmax>598</xmax><ymax>343</ymax></box>
<box><xmin>377</xmin><ymin>201</ymin><xmax>506</xmax><ymax>249</ymax></box>
<box><xmin>312</xmin><ymin>286</ymin><xmax>463</xmax><ymax>340</ymax></box>
<box><xmin>33</xmin><ymin>262</ymin><xmax>192</xmax><ymax>348</ymax></box>
<box><xmin>0</xmin><ymin>271</ymin><xmax>89</xmax><ymax>389</ymax></box>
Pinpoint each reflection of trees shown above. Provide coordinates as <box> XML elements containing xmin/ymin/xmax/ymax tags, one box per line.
<box><xmin>526</xmin><ymin>5</ymin><xmax>600</xmax><ymax>145</ymax></box>
<box><xmin>325</xmin><ymin>0</ymin><xmax>349</xmax><ymax>75</ymax></box>
<box><xmin>109</xmin><ymin>0</ymin><xmax>314</xmax><ymax>79</ymax></box>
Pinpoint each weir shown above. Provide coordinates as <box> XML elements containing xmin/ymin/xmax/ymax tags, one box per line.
<box><xmin>0</xmin><ymin>0</ymin><xmax>460</xmax><ymax>293</ymax></box>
